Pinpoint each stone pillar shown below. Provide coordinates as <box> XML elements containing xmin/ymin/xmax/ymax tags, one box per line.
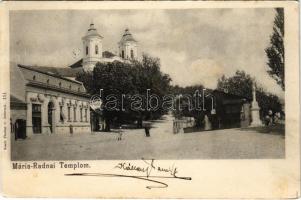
<box><xmin>204</xmin><ymin>114</ymin><xmax>212</xmax><ymax>130</ymax></box>
<box><xmin>240</xmin><ymin>102</ymin><xmax>250</xmax><ymax>128</ymax></box>
<box><xmin>26</xmin><ymin>102</ymin><xmax>33</xmax><ymax>137</ymax></box>
<box><xmin>41</xmin><ymin>96</ymin><xmax>50</xmax><ymax>134</ymax></box>
<box><xmin>250</xmin><ymin>83</ymin><xmax>262</xmax><ymax>127</ymax></box>
<box><xmin>87</xmin><ymin>106</ymin><xmax>91</xmax><ymax>123</ymax></box>
<box><xmin>53</xmin><ymin>97</ymin><xmax>59</xmax><ymax>134</ymax></box>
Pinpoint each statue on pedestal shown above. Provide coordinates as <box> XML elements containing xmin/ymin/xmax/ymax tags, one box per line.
<box><xmin>250</xmin><ymin>81</ymin><xmax>262</xmax><ymax>127</ymax></box>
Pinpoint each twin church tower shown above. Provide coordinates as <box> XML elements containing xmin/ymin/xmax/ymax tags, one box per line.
<box><xmin>81</xmin><ymin>23</ymin><xmax>138</xmax><ymax>71</ymax></box>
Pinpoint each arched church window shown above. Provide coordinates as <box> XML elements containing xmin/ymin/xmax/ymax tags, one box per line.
<box><xmin>95</xmin><ymin>45</ymin><xmax>98</xmax><ymax>55</ymax></box>
<box><xmin>122</xmin><ymin>50</ymin><xmax>125</xmax><ymax>59</ymax></box>
<box><xmin>33</xmin><ymin>75</ymin><xmax>36</xmax><ymax>81</ymax></box>
<box><xmin>86</xmin><ymin>46</ymin><xmax>89</xmax><ymax>55</ymax></box>
<box><xmin>131</xmin><ymin>49</ymin><xmax>134</xmax><ymax>59</ymax></box>
<box><xmin>59</xmin><ymin>82</ymin><xmax>62</xmax><ymax>88</ymax></box>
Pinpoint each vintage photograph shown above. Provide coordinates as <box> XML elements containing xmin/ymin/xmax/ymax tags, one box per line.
<box><xmin>10</xmin><ymin>8</ymin><xmax>285</xmax><ymax>161</ymax></box>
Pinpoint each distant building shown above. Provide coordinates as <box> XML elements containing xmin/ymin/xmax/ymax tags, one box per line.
<box><xmin>22</xmin><ymin>24</ymin><xmax>139</xmax><ymax>78</ymax></box>
<box><xmin>72</xmin><ymin>23</ymin><xmax>139</xmax><ymax>71</ymax></box>
<box><xmin>174</xmin><ymin>89</ymin><xmax>252</xmax><ymax>133</ymax></box>
<box><xmin>210</xmin><ymin>90</ymin><xmax>251</xmax><ymax>129</ymax></box>
<box><xmin>10</xmin><ymin>63</ymin><xmax>91</xmax><ymax>139</ymax></box>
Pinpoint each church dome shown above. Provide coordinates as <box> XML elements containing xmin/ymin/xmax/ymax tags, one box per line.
<box><xmin>119</xmin><ymin>28</ymin><xmax>137</xmax><ymax>43</ymax></box>
<box><xmin>83</xmin><ymin>23</ymin><xmax>103</xmax><ymax>39</ymax></box>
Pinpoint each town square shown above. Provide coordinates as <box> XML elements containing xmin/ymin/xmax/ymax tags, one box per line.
<box><xmin>9</xmin><ymin>8</ymin><xmax>285</xmax><ymax>160</ymax></box>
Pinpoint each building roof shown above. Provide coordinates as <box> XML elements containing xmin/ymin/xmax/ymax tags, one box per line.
<box><xmin>10</xmin><ymin>95</ymin><xmax>26</xmax><ymax>105</ymax></box>
<box><xmin>10</xmin><ymin>94</ymin><xmax>27</xmax><ymax>109</ymax></box>
<box><xmin>18</xmin><ymin>64</ymin><xmax>84</xmax><ymax>83</ymax></box>
<box><xmin>119</xmin><ymin>28</ymin><xmax>137</xmax><ymax>44</ymax></box>
<box><xmin>82</xmin><ymin>23</ymin><xmax>103</xmax><ymax>39</ymax></box>
<box><xmin>26</xmin><ymin>80</ymin><xmax>90</xmax><ymax>98</ymax></box>
<box><xmin>69</xmin><ymin>59</ymin><xmax>83</xmax><ymax>69</ymax></box>
<box><xmin>103</xmin><ymin>51</ymin><xmax>116</xmax><ymax>58</ymax></box>
<box><xmin>10</xmin><ymin>62</ymin><xmax>27</xmax><ymax>103</ymax></box>
<box><xmin>69</xmin><ymin>51</ymin><xmax>119</xmax><ymax>69</ymax></box>
<box><xmin>34</xmin><ymin>65</ymin><xmax>84</xmax><ymax>78</ymax></box>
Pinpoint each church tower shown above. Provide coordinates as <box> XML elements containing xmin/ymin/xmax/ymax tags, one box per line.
<box><xmin>118</xmin><ymin>28</ymin><xmax>138</xmax><ymax>60</ymax></box>
<box><xmin>82</xmin><ymin>23</ymin><xmax>103</xmax><ymax>71</ymax></box>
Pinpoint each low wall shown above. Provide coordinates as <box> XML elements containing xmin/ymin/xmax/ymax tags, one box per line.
<box><xmin>55</xmin><ymin>124</ymin><xmax>91</xmax><ymax>134</ymax></box>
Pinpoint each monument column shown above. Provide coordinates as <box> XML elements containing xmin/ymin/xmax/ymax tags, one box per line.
<box><xmin>250</xmin><ymin>82</ymin><xmax>262</xmax><ymax>127</ymax></box>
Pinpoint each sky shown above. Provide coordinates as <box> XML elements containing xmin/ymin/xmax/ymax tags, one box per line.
<box><xmin>10</xmin><ymin>8</ymin><xmax>284</xmax><ymax>98</ymax></box>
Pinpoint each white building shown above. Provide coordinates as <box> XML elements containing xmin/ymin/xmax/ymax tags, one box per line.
<box><xmin>71</xmin><ymin>23</ymin><xmax>139</xmax><ymax>71</ymax></box>
<box><xmin>10</xmin><ymin>63</ymin><xmax>91</xmax><ymax>138</ymax></box>
<box><xmin>10</xmin><ymin>23</ymin><xmax>139</xmax><ymax>138</ymax></box>
<box><xmin>82</xmin><ymin>23</ymin><xmax>104</xmax><ymax>71</ymax></box>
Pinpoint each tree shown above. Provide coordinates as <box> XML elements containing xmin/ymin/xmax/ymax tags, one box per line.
<box><xmin>217</xmin><ymin>71</ymin><xmax>253</xmax><ymax>99</ymax></box>
<box><xmin>93</xmin><ymin>61</ymin><xmax>136</xmax><ymax>131</ymax></box>
<box><xmin>171</xmin><ymin>84</ymin><xmax>207</xmax><ymax>128</ymax></box>
<box><xmin>76</xmin><ymin>70</ymin><xmax>94</xmax><ymax>93</ymax></box>
<box><xmin>217</xmin><ymin>70</ymin><xmax>283</xmax><ymax>118</ymax></box>
<box><xmin>76</xmin><ymin>54</ymin><xmax>172</xmax><ymax>131</ymax></box>
<box><xmin>131</xmin><ymin>54</ymin><xmax>172</xmax><ymax>127</ymax></box>
<box><xmin>265</xmin><ymin>8</ymin><xmax>284</xmax><ymax>90</ymax></box>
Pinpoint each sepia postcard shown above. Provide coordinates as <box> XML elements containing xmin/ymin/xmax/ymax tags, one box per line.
<box><xmin>0</xmin><ymin>1</ymin><xmax>300</xmax><ymax>198</ymax></box>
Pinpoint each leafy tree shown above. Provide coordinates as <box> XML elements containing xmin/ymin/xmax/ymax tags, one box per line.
<box><xmin>265</xmin><ymin>8</ymin><xmax>284</xmax><ymax>90</ymax></box>
<box><xmin>131</xmin><ymin>54</ymin><xmax>172</xmax><ymax>127</ymax></box>
<box><xmin>76</xmin><ymin>54</ymin><xmax>171</xmax><ymax>131</ymax></box>
<box><xmin>171</xmin><ymin>84</ymin><xmax>207</xmax><ymax>128</ymax></box>
<box><xmin>217</xmin><ymin>70</ymin><xmax>283</xmax><ymax>118</ymax></box>
<box><xmin>217</xmin><ymin>71</ymin><xmax>253</xmax><ymax>99</ymax></box>
<box><xmin>92</xmin><ymin>61</ymin><xmax>136</xmax><ymax>131</ymax></box>
<box><xmin>76</xmin><ymin>70</ymin><xmax>94</xmax><ymax>93</ymax></box>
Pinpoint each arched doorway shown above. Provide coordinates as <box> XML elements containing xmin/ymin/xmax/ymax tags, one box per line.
<box><xmin>48</xmin><ymin>102</ymin><xmax>55</xmax><ymax>133</ymax></box>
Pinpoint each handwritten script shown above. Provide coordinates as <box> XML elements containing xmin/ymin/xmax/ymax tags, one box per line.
<box><xmin>65</xmin><ymin>158</ymin><xmax>191</xmax><ymax>189</ymax></box>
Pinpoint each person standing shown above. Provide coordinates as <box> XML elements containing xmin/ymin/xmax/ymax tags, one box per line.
<box><xmin>117</xmin><ymin>126</ymin><xmax>123</xmax><ymax>141</ymax></box>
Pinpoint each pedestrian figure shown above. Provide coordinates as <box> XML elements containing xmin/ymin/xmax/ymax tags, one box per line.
<box><xmin>117</xmin><ymin>126</ymin><xmax>123</xmax><ymax>141</ymax></box>
<box><xmin>145</xmin><ymin>126</ymin><xmax>150</xmax><ymax>137</ymax></box>
<box><xmin>264</xmin><ymin>115</ymin><xmax>270</xmax><ymax>126</ymax></box>
<box><xmin>268</xmin><ymin>110</ymin><xmax>274</xmax><ymax>125</ymax></box>
<box><xmin>274</xmin><ymin>112</ymin><xmax>281</xmax><ymax>124</ymax></box>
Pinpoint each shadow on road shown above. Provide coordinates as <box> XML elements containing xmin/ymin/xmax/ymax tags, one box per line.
<box><xmin>240</xmin><ymin>124</ymin><xmax>285</xmax><ymax>136</ymax></box>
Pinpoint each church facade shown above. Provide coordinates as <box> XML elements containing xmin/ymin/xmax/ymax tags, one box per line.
<box><xmin>73</xmin><ymin>23</ymin><xmax>139</xmax><ymax>71</ymax></box>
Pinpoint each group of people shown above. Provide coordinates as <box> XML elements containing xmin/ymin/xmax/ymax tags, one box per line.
<box><xmin>264</xmin><ymin>110</ymin><xmax>283</xmax><ymax>126</ymax></box>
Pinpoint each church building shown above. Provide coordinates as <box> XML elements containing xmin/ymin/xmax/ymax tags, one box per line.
<box><xmin>10</xmin><ymin>23</ymin><xmax>140</xmax><ymax>138</ymax></box>
<box><xmin>70</xmin><ymin>23</ymin><xmax>139</xmax><ymax>71</ymax></box>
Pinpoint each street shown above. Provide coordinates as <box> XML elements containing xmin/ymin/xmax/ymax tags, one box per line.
<box><xmin>11</xmin><ymin>115</ymin><xmax>285</xmax><ymax>160</ymax></box>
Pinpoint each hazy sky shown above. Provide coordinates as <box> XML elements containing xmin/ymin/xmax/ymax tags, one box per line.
<box><xmin>10</xmin><ymin>9</ymin><xmax>284</xmax><ymax>98</ymax></box>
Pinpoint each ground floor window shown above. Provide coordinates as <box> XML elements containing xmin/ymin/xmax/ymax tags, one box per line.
<box><xmin>32</xmin><ymin>104</ymin><xmax>41</xmax><ymax>133</ymax></box>
<box><xmin>84</xmin><ymin>108</ymin><xmax>88</xmax><ymax>122</ymax></box>
<box><xmin>68</xmin><ymin>107</ymin><xmax>71</xmax><ymax>121</ymax></box>
<box><xmin>80</xmin><ymin>108</ymin><xmax>83</xmax><ymax>122</ymax></box>
<box><xmin>73</xmin><ymin>107</ymin><xmax>77</xmax><ymax>122</ymax></box>
<box><xmin>60</xmin><ymin>106</ymin><xmax>64</xmax><ymax>122</ymax></box>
